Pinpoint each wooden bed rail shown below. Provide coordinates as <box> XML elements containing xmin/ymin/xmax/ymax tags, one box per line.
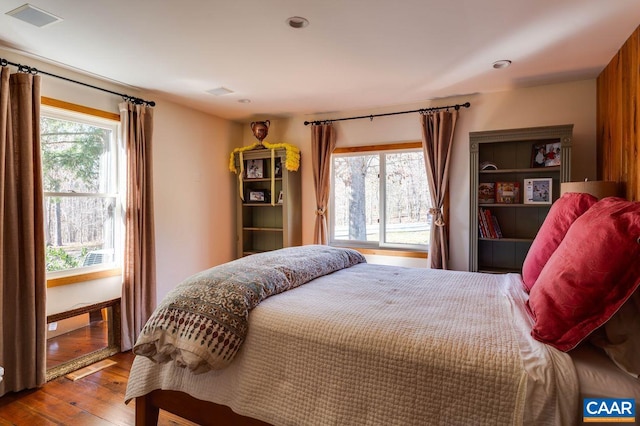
<box><xmin>136</xmin><ymin>390</ymin><xmax>272</xmax><ymax>426</ymax></box>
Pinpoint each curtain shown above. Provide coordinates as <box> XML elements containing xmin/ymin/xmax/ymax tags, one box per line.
<box><xmin>420</xmin><ymin>110</ymin><xmax>459</xmax><ymax>270</ymax></box>
<box><xmin>120</xmin><ymin>101</ymin><xmax>156</xmax><ymax>351</ymax></box>
<box><xmin>311</xmin><ymin>123</ymin><xmax>336</xmax><ymax>244</ymax></box>
<box><xmin>0</xmin><ymin>67</ymin><xmax>46</xmax><ymax>395</ymax></box>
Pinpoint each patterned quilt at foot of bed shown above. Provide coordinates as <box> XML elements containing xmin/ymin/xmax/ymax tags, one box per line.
<box><xmin>132</xmin><ymin>245</ymin><xmax>366</xmax><ymax>373</ymax></box>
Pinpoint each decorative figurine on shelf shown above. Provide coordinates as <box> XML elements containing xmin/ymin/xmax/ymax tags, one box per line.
<box><xmin>251</xmin><ymin>120</ymin><xmax>270</xmax><ymax>146</ymax></box>
<box><xmin>229</xmin><ymin>118</ymin><xmax>300</xmax><ymax>177</ymax></box>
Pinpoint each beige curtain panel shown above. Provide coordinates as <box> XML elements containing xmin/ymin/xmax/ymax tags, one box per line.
<box><xmin>420</xmin><ymin>110</ymin><xmax>459</xmax><ymax>270</ymax></box>
<box><xmin>120</xmin><ymin>101</ymin><xmax>157</xmax><ymax>351</ymax></box>
<box><xmin>311</xmin><ymin>123</ymin><xmax>336</xmax><ymax>245</ymax></box>
<box><xmin>0</xmin><ymin>67</ymin><xmax>47</xmax><ymax>396</ymax></box>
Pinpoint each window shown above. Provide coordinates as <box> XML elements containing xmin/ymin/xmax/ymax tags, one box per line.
<box><xmin>330</xmin><ymin>146</ymin><xmax>431</xmax><ymax>250</ymax></box>
<box><xmin>41</xmin><ymin>105</ymin><xmax>122</xmax><ymax>275</ymax></box>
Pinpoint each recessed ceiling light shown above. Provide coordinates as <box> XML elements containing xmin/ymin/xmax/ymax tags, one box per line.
<box><xmin>6</xmin><ymin>3</ymin><xmax>63</xmax><ymax>27</ymax></box>
<box><xmin>492</xmin><ymin>60</ymin><xmax>512</xmax><ymax>69</ymax></box>
<box><xmin>206</xmin><ymin>87</ymin><xmax>234</xmax><ymax>96</ymax></box>
<box><xmin>286</xmin><ymin>16</ymin><xmax>309</xmax><ymax>29</ymax></box>
<box><xmin>238</xmin><ymin>99</ymin><xmax>251</xmax><ymax>104</ymax></box>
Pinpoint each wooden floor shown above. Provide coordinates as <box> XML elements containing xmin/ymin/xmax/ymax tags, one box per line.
<box><xmin>0</xmin><ymin>351</ymin><xmax>198</xmax><ymax>426</ymax></box>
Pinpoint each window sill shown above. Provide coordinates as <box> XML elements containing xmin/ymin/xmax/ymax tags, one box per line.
<box><xmin>334</xmin><ymin>246</ymin><xmax>428</xmax><ymax>259</ymax></box>
<box><xmin>46</xmin><ymin>268</ymin><xmax>122</xmax><ymax>288</ymax></box>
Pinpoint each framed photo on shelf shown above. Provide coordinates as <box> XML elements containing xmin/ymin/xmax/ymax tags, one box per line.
<box><xmin>245</xmin><ymin>159</ymin><xmax>264</xmax><ymax>179</ymax></box>
<box><xmin>524</xmin><ymin>178</ymin><xmax>552</xmax><ymax>204</ymax></box>
<box><xmin>247</xmin><ymin>189</ymin><xmax>269</xmax><ymax>203</ymax></box>
<box><xmin>478</xmin><ymin>182</ymin><xmax>495</xmax><ymax>204</ymax></box>
<box><xmin>531</xmin><ymin>142</ymin><xmax>561</xmax><ymax>168</ymax></box>
<box><xmin>544</xmin><ymin>142</ymin><xmax>561</xmax><ymax>167</ymax></box>
<box><xmin>496</xmin><ymin>182</ymin><xmax>520</xmax><ymax>204</ymax></box>
<box><xmin>274</xmin><ymin>158</ymin><xmax>282</xmax><ymax>178</ymax></box>
<box><xmin>531</xmin><ymin>144</ymin><xmax>547</xmax><ymax>168</ymax></box>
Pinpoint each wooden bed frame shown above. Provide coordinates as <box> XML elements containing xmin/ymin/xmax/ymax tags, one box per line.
<box><xmin>135</xmin><ymin>390</ymin><xmax>271</xmax><ymax>426</ymax></box>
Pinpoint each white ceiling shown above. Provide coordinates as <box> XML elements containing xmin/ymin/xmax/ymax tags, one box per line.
<box><xmin>1</xmin><ymin>0</ymin><xmax>639</xmax><ymax>122</ymax></box>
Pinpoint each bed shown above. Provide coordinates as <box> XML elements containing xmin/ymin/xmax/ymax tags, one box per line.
<box><xmin>125</xmin><ymin>195</ymin><xmax>640</xmax><ymax>425</ymax></box>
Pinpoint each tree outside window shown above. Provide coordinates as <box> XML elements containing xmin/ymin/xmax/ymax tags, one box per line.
<box><xmin>41</xmin><ymin>109</ymin><xmax>120</xmax><ymax>273</ymax></box>
<box><xmin>331</xmin><ymin>149</ymin><xmax>431</xmax><ymax>250</ymax></box>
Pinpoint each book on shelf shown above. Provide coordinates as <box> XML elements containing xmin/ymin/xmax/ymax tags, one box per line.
<box><xmin>478</xmin><ymin>208</ymin><xmax>502</xmax><ymax>239</ymax></box>
<box><xmin>484</xmin><ymin>208</ymin><xmax>497</xmax><ymax>238</ymax></box>
<box><xmin>490</xmin><ymin>214</ymin><xmax>503</xmax><ymax>238</ymax></box>
<box><xmin>478</xmin><ymin>208</ymin><xmax>489</xmax><ymax>238</ymax></box>
<box><xmin>496</xmin><ymin>182</ymin><xmax>520</xmax><ymax>204</ymax></box>
<box><xmin>478</xmin><ymin>182</ymin><xmax>495</xmax><ymax>204</ymax></box>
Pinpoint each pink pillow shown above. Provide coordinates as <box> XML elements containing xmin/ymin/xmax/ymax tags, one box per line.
<box><xmin>527</xmin><ymin>197</ymin><xmax>640</xmax><ymax>352</ymax></box>
<box><xmin>521</xmin><ymin>192</ymin><xmax>598</xmax><ymax>293</ymax></box>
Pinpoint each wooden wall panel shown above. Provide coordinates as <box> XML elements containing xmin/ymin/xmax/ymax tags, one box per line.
<box><xmin>597</xmin><ymin>25</ymin><xmax>640</xmax><ymax>201</ymax></box>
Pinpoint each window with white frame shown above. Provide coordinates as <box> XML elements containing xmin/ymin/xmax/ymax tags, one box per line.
<box><xmin>41</xmin><ymin>106</ymin><xmax>122</xmax><ymax>275</ymax></box>
<box><xmin>330</xmin><ymin>147</ymin><xmax>432</xmax><ymax>250</ymax></box>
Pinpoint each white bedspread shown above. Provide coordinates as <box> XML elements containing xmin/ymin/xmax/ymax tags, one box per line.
<box><xmin>125</xmin><ymin>264</ymin><xmax>578</xmax><ymax>425</ymax></box>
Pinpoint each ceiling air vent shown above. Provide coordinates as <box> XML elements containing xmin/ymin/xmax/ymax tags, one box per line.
<box><xmin>6</xmin><ymin>4</ymin><xmax>63</xmax><ymax>28</ymax></box>
<box><xmin>206</xmin><ymin>87</ymin><xmax>234</xmax><ymax>96</ymax></box>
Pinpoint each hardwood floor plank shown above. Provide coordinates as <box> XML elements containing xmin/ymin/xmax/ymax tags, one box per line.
<box><xmin>66</xmin><ymin>360</ymin><xmax>117</xmax><ymax>381</ymax></box>
<box><xmin>3</xmin><ymin>390</ymin><xmax>113</xmax><ymax>426</ymax></box>
<box><xmin>0</xmin><ymin>351</ymin><xmax>199</xmax><ymax>426</ymax></box>
<box><xmin>0</xmin><ymin>399</ymin><xmax>56</xmax><ymax>425</ymax></box>
<box><xmin>41</xmin><ymin>378</ymin><xmax>134</xmax><ymax>426</ymax></box>
<box><xmin>82</xmin><ymin>369</ymin><xmax>130</xmax><ymax>395</ymax></box>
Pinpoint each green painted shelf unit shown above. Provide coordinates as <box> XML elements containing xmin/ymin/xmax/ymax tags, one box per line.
<box><xmin>469</xmin><ymin>125</ymin><xmax>573</xmax><ymax>273</ymax></box>
<box><xmin>234</xmin><ymin>148</ymin><xmax>301</xmax><ymax>258</ymax></box>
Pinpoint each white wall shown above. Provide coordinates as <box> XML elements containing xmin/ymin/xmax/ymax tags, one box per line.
<box><xmin>152</xmin><ymin>101</ymin><xmax>241</xmax><ymax>302</ymax></box>
<box><xmin>1</xmin><ymin>48</ymin><xmax>240</xmax><ymax>311</ymax></box>
<box><xmin>241</xmin><ymin>79</ymin><xmax>596</xmax><ymax>271</ymax></box>
<box><xmin>3</xmin><ymin>45</ymin><xmax>596</xmax><ymax>310</ymax></box>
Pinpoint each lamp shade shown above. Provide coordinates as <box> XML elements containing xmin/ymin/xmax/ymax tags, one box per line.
<box><xmin>560</xmin><ymin>180</ymin><xmax>619</xmax><ymax>199</ymax></box>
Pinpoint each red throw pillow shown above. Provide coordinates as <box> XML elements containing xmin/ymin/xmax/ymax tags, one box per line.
<box><xmin>527</xmin><ymin>197</ymin><xmax>640</xmax><ymax>351</ymax></box>
<box><xmin>521</xmin><ymin>192</ymin><xmax>598</xmax><ymax>293</ymax></box>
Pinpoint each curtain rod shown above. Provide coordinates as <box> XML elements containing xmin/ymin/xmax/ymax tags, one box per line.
<box><xmin>303</xmin><ymin>102</ymin><xmax>470</xmax><ymax>126</ymax></box>
<box><xmin>0</xmin><ymin>57</ymin><xmax>155</xmax><ymax>107</ymax></box>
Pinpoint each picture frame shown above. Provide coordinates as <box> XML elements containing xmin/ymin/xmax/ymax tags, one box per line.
<box><xmin>247</xmin><ymin>189</ymin><xmax>269</xmax><ymax>203</ymax></box>
<box><xmin>478</xmin><ymin>182</ymin><xmax>495</xmax><ymax>204</ymax></box>
<box><xmin>277</xmin><ymin>190</ymin><xmax>283</xmax><ymax>204</ymax></box>
<box><xmin>544</xmin><ymin>142</ymin><xmax>561</xmax><ymax>167</ymax></box>
<box><xmin>524</xmin><ymin>178</ymin><xmax>552</xmax><ymax>205</ymax></box>
<box><xmin>531</xmin><ymin>143</ymin><xmax>547</xmax><ymax>168</ymax></box>
<box><xmin>245</xmin><ymin>159</ymin><xmax>264</xmax><ymax>179</ymax></box>
<box><xmin>274</xmin><ymin>158</ymin><xmax>282</xmax><ymax>178</ymax></box>
<box><xmin>531</xmin><ymin>142</ymin><xmax>561</xmax><ymax>168</ymax></box>
<box><xmin>495</xmin><ymin>182</ymin><xmax>520</xmax><ymax>204</ymax></box>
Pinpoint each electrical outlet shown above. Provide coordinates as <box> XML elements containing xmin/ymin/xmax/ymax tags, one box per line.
<box><xmin>48</xmin><ymin>322</ymin><xmax>57</xmax><ymax>331</ymax></box>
